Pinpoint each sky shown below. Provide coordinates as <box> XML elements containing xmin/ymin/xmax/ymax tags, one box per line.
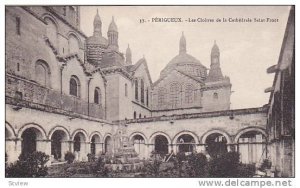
<box><xmin>80</xmin><ymin>6</ymin><xmax>290</xmax><ymax>109</ymax></box>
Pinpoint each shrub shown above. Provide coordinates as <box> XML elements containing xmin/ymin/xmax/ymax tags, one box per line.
<box><xmin>87</xmin><ymin>153</ymin><xmax>96</xmax><ymax>162</ymax></box>
<box><xmin>258</xmin><ymin>159</ymin><xmax>272</xmax><ymax>172</ymax></box>
<box><xmin>6</xmin><ymin>151</ymin><xmax>49</xmax><ymax>177</ymax></box>
<box><xmin>172</xmin><ymin>152</ymin><xmax>186</xmax><ymax>177</ymax></box>
<box><xmin>237</xmin><ymin>163</ymin><xmax>256</xmax><ymax>177</ymax></box>
<box><xmin>64</xmin><ymin>152</ymin><xmax>75</xmax><ymax>164</ymax></box>
<box><xmin>187</xmin><ymin>153</ymin><xmax>208</xmax><ymax>177</ymax></box>
<box><xmin>209</xmin><ymin>151</ymin><xmax>240</xmax><ymax>177</ymax></box>
<box><xmin>91</xmin><ymin>156</ymin><xmax>109</xmax><ymax>177</ymax></box>
<box><xmin>143</xmin><ymin>158</ymin><xmax>162</xmax><ymax>177</ymax></box>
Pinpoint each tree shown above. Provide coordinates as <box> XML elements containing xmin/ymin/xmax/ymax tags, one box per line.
<box><xmin>187</xmin><ymin>153</ymin><xmax>208</xmax><ymax>177</ymax></box>
<box><xmin>6</xmin><ymin>151</ymin><xmax>49</xmax><ymax>177</ymax></box>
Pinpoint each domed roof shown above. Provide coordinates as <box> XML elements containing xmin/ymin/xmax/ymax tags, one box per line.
<box><xmin>108</xmin><ymin>16</ymin><xmax>118</xmax><ymax>32</ymax></box>
<box><xmin>86</xmin><ymin>35</ymin><xmax>108</xmax><ymax>46</ymax></box>
<box><xmin>159</xmin><ymin>33</ymin><xmax>207</xmax><ymax>79</ymax></box>
<box><xmin>168</xmin><ymin>53</ymin><xmax>203</xmax><ymax>67</ymax></box>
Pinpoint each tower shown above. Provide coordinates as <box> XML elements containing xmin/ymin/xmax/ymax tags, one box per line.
<box><xmin>93</xmin><ymin>9</ymin><xmax>102</xmax><ymax>37</ymax></box>
<box><xmin>206</xmin><ymin>40</ymin><xmax>223</xmax><ymax>82</ymax></box>
<box><xmin>179</xmin><ymin>31</ymin><xmax>186</xmax><ymax>54</ymax></box>
<box><xmin>126</xmin><ymin>44</ymin><xmax>132</xmax><ymax>65</ymax></box>
<box><xmin>211</xmin><ymin>40</ymin><xmax>220</xmax><ymax>67</ymax></box>
<box><xmin>108</xmin><ymin>16</ymin><xmax>119</xmax><ymax>51</ymax></box>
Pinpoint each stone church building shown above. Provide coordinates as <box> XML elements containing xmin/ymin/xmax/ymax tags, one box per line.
<box><xmin>5</xmin><ymin>6</ymin><xmax>294</xmax><ymax>177</ymax></box>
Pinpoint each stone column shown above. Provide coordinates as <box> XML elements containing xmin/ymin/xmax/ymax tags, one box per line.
<box><xmin>95</xmin><ymin>142</ymin><xmax>103</xmax><ymax>156</ymax></box>
<box><xmin>84</xmin><ymin>142</ymin><xmax>91</xmax><ymax>161</ymax></box>
<box><xmin>147</xmin><ymin>144</ymin><xmax>154</xmax><ymax>158</ymax></box>
<box><xmin>168</xmin><ymin>144</ymin><xmax>173</xmax><ymax>154</ymax></box>
<box><xmin>61</xmin><ymin>140</ymin><xmax>71</xmax><ymax>160</ymax></box>
<box><xmin>5</xmin><ymin>139</ymin><xmax>18</xmax><ymax>163</ymax></box>
<box><xmin>15</xmin><ymin>138</ymin><xmax>22</xmax><ymax>160</ymax></box>
<box><xmin>173</xmin><ymin>144</ymin><xmax>178</xmax><ymax>154</ymax></box>
<box><xmin>36</xmin><ymin>139</ymin><xmax>51</xmax><ymax>166</ymax></box>
<box><xmin>69</xmin><ymin>140</ymin><xmax>74</xmax><ymax>153</ymax></box>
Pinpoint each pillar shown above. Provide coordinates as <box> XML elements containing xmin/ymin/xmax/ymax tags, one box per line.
<box><xmin>36</xmin><ymin>139</ymin><xmax>51</xmax><ymax>166</ymax></box>
<box><xmin>95</xmin><ymin>142</ymin><xmax>103</xmax><ymax>156</ymax></box>
<box><xmin>5</xmin><ymin>139</ymin><xmax>18</xmax><ymax>163</ymax></box>
<box><xmin>61</xmin><ymin>140</ymin><xmax>70</xmax><ymax>160</ymax></box>
<box><xmin>168</xmin><ymin>144</ymin><xmax>173</xmax><ymax>154</ymax></box>
<box><xmin>148</xmin><ymin>144</ymin><xmax>154</xmax><ymax>158</ymax></box>
<box><xmin>84</xmin><ymin>142</ymin><xmax>91</xmax><ymax>161</ymax></box>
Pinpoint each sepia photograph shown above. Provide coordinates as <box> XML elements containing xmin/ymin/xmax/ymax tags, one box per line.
<box><xmin>4</xmin><ymin>5</ymin><xmax>294</xmax><ymax>180</ymax></box>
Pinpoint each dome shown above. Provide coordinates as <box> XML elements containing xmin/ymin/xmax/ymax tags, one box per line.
<box><xmin>86</xmin><ymin>35</ymin><xmax>108</xmax><ymax>46</ymax></box>
<box><xmin>160</xmin><ymin>53</ymin><xmax>207</xmax><ymax>79</ymax></box>
<box><xmin>108</xmin><ymin>16</ymin><xmax>118</xmax><ymax>32</ymax></box>
<box><xmin>160</xmin><ymin>33</ymin><xmax>207</xmax><ymax>79</ymax></box>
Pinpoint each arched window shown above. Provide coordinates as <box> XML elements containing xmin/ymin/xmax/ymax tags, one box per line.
<box><xmin>35</xmin><ymin>60</ymin><xmax>50</xmax><ymax>87</ymax></box>
<box><xmin>133</xmin><ymin>111</ymin><xmax>136</xmax><ymax>119</ymax></box>
<box><xmin>94</xmin><ymin>87</ymin><xmax>101</xmax><ymax>104</ymax></box>
<box><xmin>139</xmin><ymin>113</ymin><xmax>142</xmax><ymax>119</ymax></box>
<box><xmin>185</xmin><ymin>84</ymin><xmax>194</xmax><ymax>104</ymax></box>
<box><xmin>44</xmin><ymin>17</ymin><xmax>58</xmax><ymax>48</ymax></box>
<box><xmin>141</xmin><ymin>79</ymin><xmax>145</xmax><ymax>104</ymax></box>
<box><xmin>68</xmin><ymin>34</ymin><xmax>80</xmax><ymax>54</ymax></box>
<box><xmin>70</xmin><ymin>76</ymin><xmax>80</xmax><ymax>97</ymax></box>
<box><xmin>170</xmin><ymin>82</ymin><xmax>180</xmax><ymax>108</ymax></box>
<box><xmin>135</xmin><ymin>79</ymin><xmax>138</xmax><ymax>101</ymax></box>
<box><xmin>158</xmin><ymin>87</ymin><xmax>167</xmax><ymax>107</ymax></box>
<box><xmin>125</xmin><ymin>83</ymin><xmax>128</xmax><ymax>97</ymax></box>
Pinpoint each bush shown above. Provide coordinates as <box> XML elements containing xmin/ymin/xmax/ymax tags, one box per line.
<box><xmin>64</xmin><ymin>152</ymin><xmax>75</xmax><ymax>164</ymax></box>
<box><xmin>237</xmin><ymin>163</ymin><xmax>256</xmax><ymax>177</ymax></box>
<box><xmin>91</xmin><ymin>156</ymin><xmax>109</xmax><ymax>177</ymax></box>
<box><xmin>143</xmin><ymin>158</ymin><xmax>162</xmax><ymax>177</ymax></box>
<box><xmin>6</xmin><ymin>151</ymin><xmax>49</xmax><ymax>177</ymax></box>
<box><xmin>87</xmin><ymin>153</ymin><xmax>96</xmax><ymax>162</ymax></box>
<box><xmin>172</xmin><ymin>152</ymin><xmax>186</xmax><ymax>177</ymax></box>
<box><xmin>258</xmin><ymin>159</ymin><xmax>272</xmax><ymax>172</ymax></box>
<box><xmin>187</xmin><ymin>153</ymin><xmax>208</xmax><ymax>177</ymax></box>
<box><xmin>209</xmin><ymin>151</ymin><xmax>240</xmax><ymax>177</ymax></box>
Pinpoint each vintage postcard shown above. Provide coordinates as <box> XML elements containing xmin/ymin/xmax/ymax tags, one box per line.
<box><xmin>4</xmin><ymin>5</ymin><xmax>294</xmax><ymax>183</ymax></box>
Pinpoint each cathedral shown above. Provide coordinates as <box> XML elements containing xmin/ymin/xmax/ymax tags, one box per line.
<box><xmin>5</xmin><ymin>6</ymin><xmax>294</xmax><ymax>177</ymax></box>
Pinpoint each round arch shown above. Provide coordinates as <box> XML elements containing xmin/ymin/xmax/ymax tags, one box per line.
<box><xmin>129</xmin><ymin>132</ymin><xmax>148</xmax><ymax>144</ymax></box>
<box><xmin>149</xmin><ymin>131</ymin><xmax>172</xmax><ymax>144</ymax></box>
<box><xmin>103</xmin><ymin>133</ymin><xmax>112</xmax><ymax>141</ymax></box>
<box><xmin>89</xmin><ymin>131</ymin><xmax>103</xmax><ymax>143</ymax></box>
<box><xmin>17</xmin><ymin>123</ymin><xmax>47</xmax><ymax>140</ymax></box>
<box><xmin>48</xmin><ymin>125</ymin><xmax>71</xmax><ymax>141</ymax></box>
<box><xmin>5</xmin><ymin>121</ymin><xmax>16</xmax><ymax>139</ymax></box>
<box><xmin>42</xmin><ymin>13</ymin><xmax>60</xmax><ymax>31</ymax></box>
<box><xmin>103</xmin><ymin>133</ymin><xmax>113</xmax><ymax>154</ymax></box>
<box><xmin>172</xmin><ymin>130</ymin><xmax>199</xmax><ymax>145</ymax></box>
<box><xmin>234</xmin><ymin>127</ymin><xmax>267</xmax><ymax>143</ymax></box>
<box><xmin>200</xmin><ymin>129</ymin><xmax>232</xmax><ymax>145</ymax></box>
<box><xmin>71</xmin><ymin>129</ymin><xmax>88</xmax><ymax>141</ymax></box>
<box><xmin>67</xmin><ymin>31</ymin><xmax>82</xmax><ymax>48</ymax></box>
<box><xmin>35</xmin><ymin>59</ymin><xmax>51</xmax><ymax>74</ymax></box>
